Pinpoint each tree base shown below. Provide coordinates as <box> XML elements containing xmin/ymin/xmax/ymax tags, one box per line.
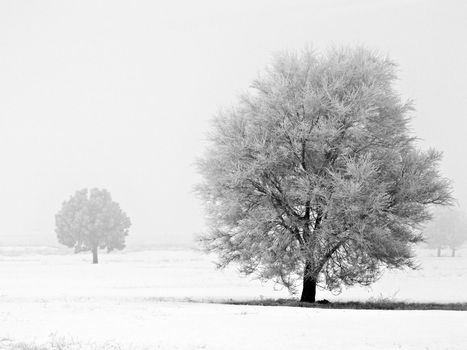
<box><xmin>300</xmin><ymin>278</ymin><xmax>317</xmax><ymax>303</ymax></box>
<box><xmin>92</xmin><ymin>247</ymin><xmax>98</xmax><ymax>264</ymax></box>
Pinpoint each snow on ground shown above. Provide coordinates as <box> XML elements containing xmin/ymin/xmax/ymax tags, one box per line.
<box><xmin>0</xmin><ymin>247</ymin><xmax>466</xmax><ymax>349</ymax></box>
<box><xmin>2</xmin><ymin>299</ymin><xmax>467</xmax><ymax>350</ymax></box>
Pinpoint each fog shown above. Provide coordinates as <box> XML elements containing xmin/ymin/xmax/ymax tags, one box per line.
<box><xmin>0</xmin><ymin>0</ymin><xmax>466</xmax><ymax>247</ymax></box>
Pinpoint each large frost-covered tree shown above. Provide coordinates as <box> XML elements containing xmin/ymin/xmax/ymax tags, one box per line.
<box><xmin>55</xmin><ymin>188</ymin><xmax>131</xmax><ymax>264</ymax></box>
<box><xmin>197</xmin><ymin>47</ymin><xmax>452</xmax><ymax>302</ymax></box>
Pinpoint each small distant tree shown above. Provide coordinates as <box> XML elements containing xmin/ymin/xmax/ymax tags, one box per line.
<box><xmin>55</xmin><ymin>188</ymin><xmax>131</xmax><ymax>264</ymax></box>
<box><xmin>197</xmin><ymin>47</ymin><xmax>452</xmax><ymax>302</ymax></box>
<box><xmin>423</xmin><ymin>207</ymin><xmax>467</xmax><ymax>257</ymax></box>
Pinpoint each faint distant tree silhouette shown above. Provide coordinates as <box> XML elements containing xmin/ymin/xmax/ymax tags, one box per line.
<box><xmin>423</xmin><ymin>207</ymin><xmax>467</xmax><ymax>257</ymax></box>
<box><xmin>55</xmin><ymin>188</ymin><xmax>131</xmax><ymax>264</ymax></box>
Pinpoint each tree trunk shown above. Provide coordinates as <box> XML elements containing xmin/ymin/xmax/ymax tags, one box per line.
<box><xmin>92</xmin><ymin>246</ymin><xmax>98</xmax><ymax>264</ymax></box>
<box><xmin>437</xmin><ymin>247</ymin><xmax>441</xmax><ymax>257</ymax></box>
<box><xmin>300</xmin><ymin>261</ymin><xmax>316</xmax><ymax>303</ymax></box>
<box><xmin>451</xmin><ymin>248</ymin><xmax>456</xmax><ymax>257</ymax></box>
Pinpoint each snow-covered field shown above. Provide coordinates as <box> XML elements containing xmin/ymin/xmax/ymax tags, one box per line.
<box><xmin>1</xmin><ymin>246</ymin><xmax>466</xmax><ymax>349</ymax></box>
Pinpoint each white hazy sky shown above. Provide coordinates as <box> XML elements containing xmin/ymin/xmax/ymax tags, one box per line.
<box><xmin>0</xmin><ymin>0</ymin><xmax>466</xmax><ymax>246</ymax></box>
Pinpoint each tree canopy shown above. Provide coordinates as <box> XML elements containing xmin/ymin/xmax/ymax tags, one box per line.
<box><xmin>197</xmin><ymin>47</ymin><xmax>452</xmax><ymax>302</ymax></box>
<box><xmin>55</xmin><ymin>188</ymin><xmax>131</xmax><ymax>263</ymax></box>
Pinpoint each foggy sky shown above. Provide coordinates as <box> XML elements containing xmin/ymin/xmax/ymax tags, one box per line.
<box><xmin>0</xmin><ymin>0</ymin><xmax>466</xmax><ymax>246</ymax></box>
